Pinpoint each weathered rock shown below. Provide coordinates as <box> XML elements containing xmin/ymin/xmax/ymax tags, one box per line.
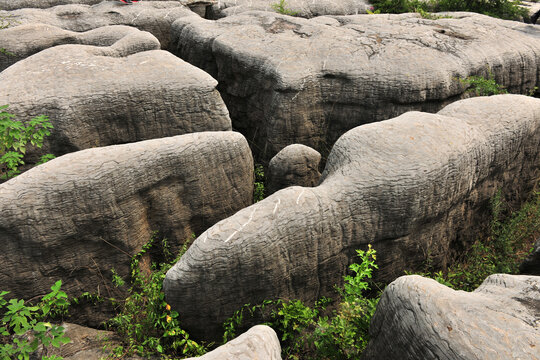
<box><xmin>267</xmin><ymin>144</ymin><xmax>321</xmax><ymax>195</ymax></box>
<box><xmin>0</xmin><ymin>132</ymin><xmax>253</xmax><ymax>325</ymax></box>
<box><xmin>0</xmin><ymin>24</ymin><xmax>159</xmax><ymax>72</ymax></box>
<box><xmin>171</xmin><ymin>11</ymin><xmax>540</xmax><ymax>161</ymax></box>
<box><xmin>163</xmin><ymin>94</ymin><xmax>540</xmax><ymax>341</ymax></box>
<box><xmin>0</xmin><ymin>41</ymin><xmax>231</xmax><ymax>162</ymax></box>
<box><xmin>184</xmin><ymin>325</ymin><xmax>282</xmax><ymax>360</ymax></box>
<box><xmin>520</xmin><ymin>237</ymin><xmax>540</xmax><ymax>275</ymax></box>
<box><xmin>362</xmin><ymin>274</ymin><xmax>540</xmax><ymax>359</ymax></box>
<box><xmin>208</xmin><ymin>0</ymin><xmax>371</xmax><ymax>19</ymax></box>
<box><xmin>0</xmin><ymin>0</ymin><xmax>215</xmax><ymax>11</ymax></box>
<box><xmin>0</xmin><ymin>1</ymin><xmax>197</xmax><ymax>49</ymax></box>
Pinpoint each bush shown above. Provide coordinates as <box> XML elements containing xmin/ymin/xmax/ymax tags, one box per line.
<box><xmin>254</xmin><ymin>164</ymin><xmax>265</xmax><ymax>202</ymax></box>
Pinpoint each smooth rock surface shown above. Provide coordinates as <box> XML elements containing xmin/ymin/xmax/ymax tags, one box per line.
<box><xmin>184</xmin><ymin>325</ymin><xmax>282</xmax><ymax>360</ymax></box>
<box><xmin>0</xmin><ymin>41</ymin><xmax>231</xmax><ymax>162</ymax></box>
<box><xmin>0</xmin><ymin>0</ymin><xmax>213</xmax><ymax>10</ymax></box>
<box><xmin>208</xmin><ymin>0</ymin><xmax>371</xmax><ymax>19</ymax></box>
<box><xmin>172</xmin><ymin>11</ymin><xmax>540</xmax><ymax>161</ymax></box>
<box><xmin>1</xmin><ymin>1</ymin><xmax>197</xmax><ymax>49</ymax></box>
<box><xmin>164</xmin><ymin>94</ymin><xmax>540</xmax><ymax>341</ymax></box>
<box><xmin>0</xmin><ymin>132</ymin><xmax>253</xmax><ymax>322</ymax></box>
<box><xmin>267</xmin><ymin>144</ymin><xmax>321</xmax><ymax>195</ymax></box>
<box><xmin>0</xmin><ymin>23</ymin><xmax>158</xmax><ymax>72</ymax></box>
<box><xmin>362</xmin><ymin>274</ymin><xmax>540</xmax><ymax>359</ymax></box>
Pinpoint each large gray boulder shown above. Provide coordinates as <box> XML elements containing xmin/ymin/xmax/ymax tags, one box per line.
<box><xmin>0</xmin><ymin>39</ymin><xmax>231</xmax><ymax>162</ymax></box>
<box><xmin>163</xmin><ymin>94</ymin><xmax>540</xmax><ymax>341</ymax></box>
<box><xmin>0</xmin><ymin>1</ymin><xmax>197</xmax><ymax>49</ymax></box>
<box><xmin>267</xmin><ymin>143</ymin><xmax>321</xmax><ymax>195</ymax></box>
<box><xmin>0</xmin><ymin>0</ymin><xmax>213</xmax><ymax>11</ymax></box>
<box><xmin>362</xmin><ymin>274</ymin><xmax>540</xmax><ymax>359</ymax></box>
<box><xmin>0</xmin><ymin>24</ymin><xmax>159</xmax><ymax>72</ymax></box>
<box><xmin>171</xmin><ymin>11</ymin><xmax>540</xmax><ymax>161</ymax></box>
<box><xmin>208</xmin><ymin>0</ymin><xmax>371</xmax><ymax>19</ymax></box>
<box><xmin>0</xmin><ymin>132</ymin><xmax>253</xmax><ymax>323</ymax></box>
<box><xmin>185</xmin><ymin>325</ymin><xmax>282</xmax><ymax>360</ymax></box>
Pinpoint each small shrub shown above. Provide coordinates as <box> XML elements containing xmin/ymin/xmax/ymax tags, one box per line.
<box><xmin>0</xmin><ymin>105</ymin><xmax>55</xmax><ymax>179</ymax></box>
<box><xmin>254</xmin><ymin>163</ymin><xmax>265</xmax><ymax>202</ymax></box>
<box><xmin>459</xmin><ymin>72</ymin><xmax>508</xmax><ymax>96</ymax></box>
<box><xmin>0</xmin><ymin>281</ymin><xmax>70</xmax><ymax>360</ymax></box>
<box><xmin>272</xmin><ymin>0</ymin><xmax>298</xmax><ymax>16</ymax></box>
<box><xmin>106</xmin><ymin>234</ymin><xmax>207</xmax><ymax>358</ymax></box>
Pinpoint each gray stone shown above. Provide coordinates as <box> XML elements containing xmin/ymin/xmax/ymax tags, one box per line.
<box><xmin>171</xmin><ymin>11</ymin><xmax>540</xmax><ymax>161</ymax></box>
<box><xmin>0</xmin><ymin>132</ymin><xmax>253</xmax><ymax>325</ymax></box>
<box><xmin>0</xmin><ymin>0</ymin><xmax>214</xmax><ymax>11</ymax></box>
<box><xmin>208</xmin><ymin>0</ymin><xmax>371</xmax><ymax>19</ymax></box>
<box><xmin>0</xmin><ymin>1</ymin><xmax>197</xmax><ymax>49</ymax></box>
<box><xmin>0</xmin><ymin>24</ymin><xmax>159</xmax><ymax>72</ymax></box>
<box><xmin>184</xmin><ymin>325</ymin><xmax>282</xmax><ymax>360</ymax></box>
<box><xmin>0</xmin><ymin>40</ymin><xmax>231</xmax><ymax>163</ymax></box>
<box><xmin>163</xmin><ymin>94</ymin><xmax>540</xmax><ymax>341</ymax></box>
<box><xmin>267</xmin><ymin>144</ymin><xmax>321</xmax><ymax>195</ymax></box>
<box><xmin>362</xmin><ymin>274</ymin><xmax>540</xmax><ymax>359</ymax></box>
<box><xmin>520</xmin><ymin>237</ymin><xmax>540</xmax><ymax>275</ymax></box>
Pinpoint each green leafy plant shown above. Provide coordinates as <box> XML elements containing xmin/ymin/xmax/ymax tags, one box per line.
<box><xmin>224</xmin><ymin>246</ymin><xmax>379</xmax><ymax>359</ymax></box>
<box><xmin>0</xmin><ymin>105</ymin><xmax>55</xmax><ymax>179</ymax></box>
<box><xmin>254</xmin><ymin>163</ymin><xmax>265</xmax><ymax>202</ymax></box>
<box><xmin>106</xmin><ymin>234</ymin><xmax>207</xmax><ymax>358</ymax></box>
<box><xmin>272</xmin><ymin>0</ymin><xmax>298</xmax><ymax>16</ymax></box>
<box><xmin>0</xmin><ymin>281</ymin><xmax>70</xmax><ymax>360</ymax></box>
<box><xmin>459</xmin><ymin>72</ymin><xmax>508</xmax><ymax>97</ymax></box>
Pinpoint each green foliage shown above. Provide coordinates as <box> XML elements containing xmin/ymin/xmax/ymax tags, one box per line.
<box><xmin>414</xmin><ymin>188</ymin><xmax>540</xmax><ymax>291</ymax></box>
<box><xmin>254</xmin><ymin>163</ymin><xmax>265</xmax><ymax>202</ymax></box>
<box><xmin>224</xmin><ymin>246</ymin><xmax>379</xmax><ymax>359</ymax></box>
<box><xmin>0</xmin><ymin>281</ymin><xmax>70</xmax><ymax>360</ymax></box>
<box><xmin>0</xmin><ymin>105</ymin><xmax>55</xmax><ymax>179</ymax></box>
<box><xmin>370</xmin><ymin>0</ymin><xmax>528</xmax><ymax>20</ymax></box>
<box><xmin>459</xmin><ymin>71</ymin><xmax>508</xmax><ymax>96</ymax></box>
<box><xmin>106</xmin><ymin>234</ymin><xmax>207</xmax><ymax>358</ymax></box>
<box><xmin>272</xmin><ymin>0</ymin><xmax>298</xmax><ymax>15</ymax></box>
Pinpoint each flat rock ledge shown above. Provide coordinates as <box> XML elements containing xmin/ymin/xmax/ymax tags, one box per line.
<box><xmin>0</xmin><ymin>132</ymin><xmax>253</xmax><ymax>325</ymax></box>
<box><xmin>185</xmin><ymin>325</ymin><xmax>282</xmax><ymax>360</ymax></box>
<box><xmin>0</xmin><ymin>40</ymin><xmax>231</xmax><ymax>161</ymax></box>
<box><xmin>171</xmin><ymin>11</ymin><xmax>540</xmax><ymax>160</ymax></box>
<box><xmin>362</xmin><ymin>274</ymin><xmax>540</xmax><ymax>360</ymax></box>
<box><xmin>164</xmin><ymin>94</ymin><xmax>540</xmax><ymax>341</ymax></box>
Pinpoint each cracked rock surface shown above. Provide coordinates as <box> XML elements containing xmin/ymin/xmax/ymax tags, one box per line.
<box><xmin>362</xmin><ymin>274</ymin><xmax>540</xmax><ymax>360</ymax></box>
<box><xmin>0</xmin><ymin>36</ymin><xmax>231</xmax><ymax>163</ymax></box>
<box><xmin>0</xmin><ymin>132</ymin><xmax>253</xmax><ymax>325</ymax></box>
<box><xmin>163</xmin><ymin>94</ymin><xmax>540</xmax><ymax>341</ymax></box>
<box><xmin>171</xmin><ymin>11</ymin><xmax>540</xmax><ymax>160</ymax></box>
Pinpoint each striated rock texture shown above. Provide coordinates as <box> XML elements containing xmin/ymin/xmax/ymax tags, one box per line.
<box><xmin>0</xmin><ymin>0</ymin><xmax>214</xmax><ymax>11</ymax></box>
<box><xmin>171</xmin><ymin>11</ymin><xmax>540</xmax><ymax>161</ymax></box>
<box><xmin>362</xmin><ymin>274</ymin><xmax>540</xmax><ymax>359</ymax></box>
<box><xmin>0</xmin><ymin>39</ymin><xmax>231</xmax><ymax>162</ymax></box>
<box><xmin>0</xmin><ymin>24</ymin><xmax>159</xmax><ymax>72</ymax></box>
<box><xmin>267</xmin><ymin>144</ymin><xmax>321</xmax><ymax>195</ymax></box>
<box><xmin>0</xmin><ymin>132</ymin><xmax>253</xmax><ymax>321</ymax></box>
<box><xmin>184</xmin><ymin>325</ymin><xmax>282</xmax><ymax>360</ymax></box>
<box><xmin>164</xmin><ymin>94</ymin><xmax>540</xmax><ymax>341</ymax></box>
<box><xmin>208</xmin><ymin>0</ymin><xmax>371</xmax><ymax>19</ymax></box>
<box><xmin>0</xmin><ymin>1</ymin><xmax>196</xmax><ymax>49</ymax></box>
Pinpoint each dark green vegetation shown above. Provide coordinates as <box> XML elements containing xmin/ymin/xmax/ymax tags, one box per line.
<box><xmin>253</xmin><ymin>163</ymin><xmax>265</xmax><ymax>202</ymax></box>
<box><xmin>371</xmin><ymin>0</ymin><xmax>528</xmax><ymax>20</ymax></box>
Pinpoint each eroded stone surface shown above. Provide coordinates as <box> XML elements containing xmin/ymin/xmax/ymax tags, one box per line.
<box><xmin>0</xmin><ymin>1</ymin><xmax>196</xmax><ymax>49</ymax></box>
<box><xmin>185</xmin><ymin>325</ymin><xmax>282</xmax><ymax>360</ymax></box>
<box><xmin>267</xmin><ymin>143</ymin><xmax>321</xmax><ymax>195</ymax></box>
<box><xmin>171</xmin><ymin>11</ymin><xmax>540</xmax><ymax>161</ymax></box>
<box><xmin>362</xmin><ymin>274</ymin><xmax>540</xmax><ymax>359</ymax></box>
<box><xmin>0</xmin><ymin>40</ymin><xmax>231</xmax><ymax>163</ymax></box>
<box><xmin>0</xmin><ymin>132</ymin><xmax>253</xmax><ymax>324</ymax></box>
<box><xmin>164</xmin><ymin>95</ymin><xmax>540</xmax><ymax>341</ymax></box>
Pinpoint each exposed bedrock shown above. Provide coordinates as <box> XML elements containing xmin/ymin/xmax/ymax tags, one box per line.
<box><xmin>0</xmin><ymin>41</ymin><xmax>231</xmax><ymax>163</ymax></box>
<box><xmin>163</xmin><ymin>94</ymin><xmax>540</xmax><ymax>341</ymax></box>
<box><xmin>267</xmin><ymin>143</ymin><xmax>321</xmax><ymax>195</ymax></box>
<box><xmin>0</xmin><ymin>1</ymin><xmax>197</xmax><ymax>49</ymax></box>
<box><xmin>208</xmin><ymin>0</ymin><xmax>371</xmax><ymax>19</ymax></box>
<box><xmin>0</xmin><ymin>0</ymin><xmax>215</xmax><ymax>11</ymax></box>
<box><xmin>0</xmin><ymin>132</ymin><xmax>253</xmax><ymax>325</ymax></box>
<box><xmin>171</xmin><ymin>11</ymin><xmax>540</xmax><ymax>161</ymax></box>
<box><xmin>184</xmin><ymin>325</ymin><xmax>282</xmax><ymax>360</ymax></box>
<box><xmin>362</xmin><ymin>274</ymin><xmax>540</xmax><ymax>359</ymax></box>
<box><xmin>0</xmin><ymin>24</ymin><xmax>159</xmax><ymax>72</ymax></box>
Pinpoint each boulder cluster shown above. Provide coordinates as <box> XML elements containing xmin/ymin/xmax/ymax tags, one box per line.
<box><xmin>0</xmin><ymin>0</ymin><xmax>538</xmax><ymax>358</ymax></box>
